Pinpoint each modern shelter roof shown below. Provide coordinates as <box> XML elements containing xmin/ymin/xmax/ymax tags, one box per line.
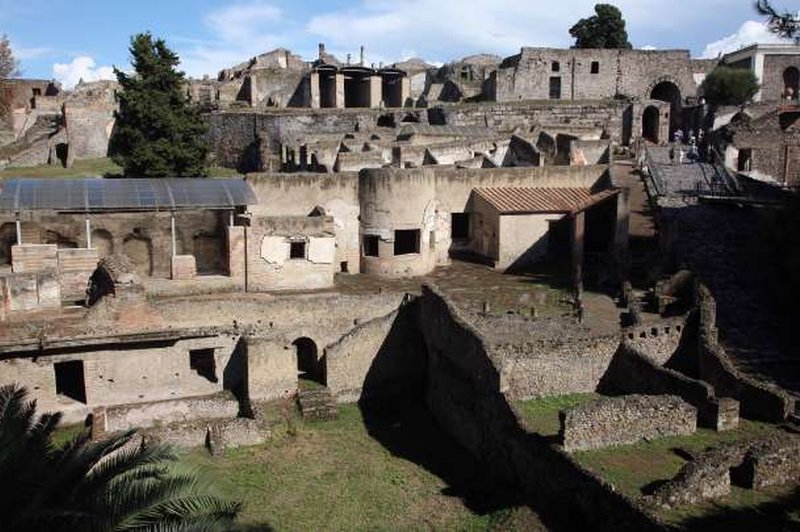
<box><xmin>0</xmin><ymin>178</ymin><xmax>256</xmax><ymax>213</ymax></box>
<box><xmin>474</xmin><ymin>187</ymin><xmax>618</xmax><ymax>215</ymax></box>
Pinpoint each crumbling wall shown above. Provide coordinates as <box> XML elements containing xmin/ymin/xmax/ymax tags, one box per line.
<box><xmin>104</xmin><ymin>392</ymin><xmax>240</xmax><ymax>431</ymax></box>
<box><xmin>560</xmin><ymin>394</ymin><xmax>697</xmax><ymax>452</ymax></box>
<box><xmin>694</xmin><ymin>283</ymin><xmax>793</xmax><ymax>422</ymax></box>
<box><xmin>419</xmin><ymin>284</ymin><xmax>663</xmax><ymax>530</ymax></box>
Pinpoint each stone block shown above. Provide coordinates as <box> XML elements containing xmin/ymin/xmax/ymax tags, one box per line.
<box><xmin>699</xmin><ymin>397</ymin><xmax>739</xmax><ymax>432</ymax></box>
<box><xmin>8</xmin><ymin>274</ymin><xmax>39</xmax><ymax>311</ymax></box>
<box><xmin>11</xmin><ymin>244</ymin><xmax>58</xmax><ymax>273</ymax></box>
<box><xmin>741</xmin><ymin>436</ymin><xmax>800</xmax><ymax>489</ymax></box>
<box><xmin>170</xmin><ymin>255</ymin><xmax>197</xmax><ymax>280</ymax></box>
<box><xmin>36</xmin><ymin>268</ymin><xmax>62</xmax><ymax>308</ymax></box>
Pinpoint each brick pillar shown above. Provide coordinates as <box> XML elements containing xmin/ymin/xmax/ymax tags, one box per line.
<box><xmin>571</xmin><ymin>211</ymin><xmax>585</xmax><ymax>303</ymax></box>
<box><xmin>613</xmin><ymin>190</ymin><xmax>630</xmax><ymax>282</ymax></box>
<box><xmin>91</xmin><ymin>406</ymin><xmax>107</xmax><ymax>441</ymax></box>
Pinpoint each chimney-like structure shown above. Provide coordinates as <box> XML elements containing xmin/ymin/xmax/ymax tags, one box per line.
<box><xmin>360</xmin><ymin>46</ymin><xmax>365</xmax><ymax>66</ymax></box>
<box><xmin>347</xmin><ymin>53</ymin><xmax>351</xmax><ymax>66</ymax></box>
<box><xmin>318</xmin><ymin>43</ymin><xmax>326</xmax><ymax>61</ymax></box>
<box><xmin>284</xmin><ymin>50</ymin><xmax>290</xmax><ymax>68</ymax></box>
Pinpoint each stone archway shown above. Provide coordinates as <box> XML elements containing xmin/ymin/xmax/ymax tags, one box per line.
<box><xmin>293</xmin><ymin>337</ymin><xmax>325</xmax><ymax>385</ymax></box>
<box><xmin>784</xmin><ymin>67</ymin><xmax>799</xmax><ymax>101</ymax></box>
<box><xmin>649</xmin><ymin>79</ymin><xmax>682</xmax><ymax>138</ymax></box>
<box><xmin>642</xmin><ymin>106</ymin><xmax>661</xmax><ymax>143</ymax></box>
<box><xmin>91</xmin><ymin>229</ymin><xmax>114</xmax><ymax>259</ymax></box>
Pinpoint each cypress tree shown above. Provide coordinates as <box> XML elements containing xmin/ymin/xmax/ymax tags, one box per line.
<box><xmin>110</xmin><ymin>33</ymin><xmax>208</xmax><ymax>177</ymax></box>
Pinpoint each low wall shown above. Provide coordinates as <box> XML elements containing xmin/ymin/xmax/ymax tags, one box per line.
<box><xmin>104</xmin><ymin>393</ymin><xmax>240</xmax><ymax>432</ymax></box>
<box><xmin>560</xmin><ymin>394</ymin><xmax>697</xmax><ymax>452</ymax></box>
<box><xmin>144</xmin><ymin>416</ymin><xmax>267</xmax><ymax>451</ymax></box>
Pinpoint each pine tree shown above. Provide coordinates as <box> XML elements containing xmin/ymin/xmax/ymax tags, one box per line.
<box><xmin>701</xmin><ymin>67</ymin><xmax>760</xmax><ymax>107</ymax></box>
<box><xmin>110</xmin><ymin>33</ymin><xmax>208</xmax><ymax>177</ymax></box>
<box><xmin>0</xmin><ymin>34</ymin><xmax>19</xmax><ymax>118</ymax></box>
<box><xmin>569</xmin><ymin>4</ymin><xmax>633</xmax><ymax>49</ymax></box>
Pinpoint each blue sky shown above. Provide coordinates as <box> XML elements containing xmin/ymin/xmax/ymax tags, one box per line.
<box><xmin>0</xmin><ymin>0</ymin><xmax>792</xmax><ymax>88</ymax></box>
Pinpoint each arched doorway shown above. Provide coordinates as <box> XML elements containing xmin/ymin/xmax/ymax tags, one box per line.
<box><xmin>122</xmin><ymin>235</ymin><xmax>153</xmax><ymax>277</ymax></box>
<box><xmin>91</xmin><ymin>229</ymin><xmax>114</xmax><ymax>259</ymax></box>
<box><xmin>784</xmin><ymin>67</ymin><xmax>799</xmax><ymax>101</ymax></box>
<box><xmin>642</xmin><ymin>106</ymin><xmax>660</xmax><ymax>142</ymax></box>
<box><xmin>650</xmin><ymin>81</ymin><xmax>682</xmax><ymax>138</ymax></box>
<box><xmin>293</xmin><ymin>337</ymin><xmax>324</xmax><ymax>384</ymax></box>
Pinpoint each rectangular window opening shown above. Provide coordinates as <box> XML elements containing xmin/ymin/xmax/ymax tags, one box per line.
<box><xmin>190</xmin><ymin>348</ymin><xmax>218</xmax><ymax>383</ymax></box>
<box><xmin>340</xmin><ymin>261</ymin><xmax>349</xmax><ymax>273</ymax></box>
<box><xmin>289</xmin><ymin>241</ymin><xmax>306</xmax><ymax>259</ymax></box>
<box><xmin>451</xmin><ymin>213</ymin><xmax>470</xmax><ymax>240</ymax></box>
<box><xmin>551</xmin><ymin>61</ymin><xmax>560</xmax><ymax>73</ymax></box>
<box><xmin>54</xmin><ymin>360</ymin><xmax>87</xmax><ymax>404</ymax></box>
<box><xmin>394</xmin><ymin>229</ymin><xmax>420</xmax><ymax>256</ymax></box>
<box><xmin>591</xmin><ymin>61</ymin><xmax>600</xmax><ymax>74</ymax></box>
<box><xmin>549</xmin><ymin>77</ymin><xmax>561</xmax><ymax>100</ymax></box>
<box><xmin>363</xmin><ymin>235</ymin><xmax>380</xmax><ymax>257</ymax></box>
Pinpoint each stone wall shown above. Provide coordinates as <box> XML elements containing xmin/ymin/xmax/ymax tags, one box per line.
<box><xmin>560</xmin><ymin>394</ymin><xmax>697</xmax><ymax>452</ymax></box>
<box><xmin>325</xmin><ymin>297</ymin><xmax>426</xmax><ymax>403</ymax></box>
<box><xmin>246</xmin><ymin>172</ymin><xmax>359</xmax><ymax>271</ymax></box>
<box><xmin>0</xmin><ymin>331</ymin><xmax>243</xmax><ymax>424</ymax></box>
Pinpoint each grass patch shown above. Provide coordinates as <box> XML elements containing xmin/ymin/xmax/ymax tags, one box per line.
<box><xmin>181</xmin><ymin>402</ymin><xmax>538</xmax><ymax>531</ymax></box>
<box><xmin>51</xmin><ymin>423</ymin><xmax>88</xmax><ymax>447</ymax></box>
<box><xmin>514</xmin><ymin>393</ymin><xmax>600</xmax><ymax>437</ymax></box>
<box><xmin>0</xmin><ymin>158</ymin><xmax>242</xmax><ymax>179</ymax></box>
<box><xmin>573</xmin><ymin>420</ymin><xmax>778</xmax><ymax>500</ymax></box>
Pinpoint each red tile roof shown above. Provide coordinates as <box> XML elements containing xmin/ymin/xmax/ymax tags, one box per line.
<box><xmin>473</xmin><ymin>187</ymin><xmax>618</xmax><ymax>215</ymax></box>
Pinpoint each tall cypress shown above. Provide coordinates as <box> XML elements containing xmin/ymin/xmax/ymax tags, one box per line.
<box><xmin>110</xmin><ymin>33</ymin><xmax>208</xmax><ymax>177</ymax></box>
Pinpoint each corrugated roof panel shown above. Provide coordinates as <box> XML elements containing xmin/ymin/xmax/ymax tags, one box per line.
<box><xmin>0</xmin><ymin>178</ymin><xmax>256</xmax><ymax>212</ymax></box>
<box><xmin>474</xmin><ymin>187</ymin><xmax>618</xmax><ymax>214</ymax></box>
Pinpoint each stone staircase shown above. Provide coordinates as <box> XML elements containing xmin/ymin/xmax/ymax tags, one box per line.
<box><xmin>297</xmin><ymin>383</ymin><xmax>338</xmax><ymax>422</ymax></box>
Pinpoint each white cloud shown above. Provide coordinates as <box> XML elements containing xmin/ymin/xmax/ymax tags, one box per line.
<box><xmin>52</xmin><ymin>56</ymin><xmax>115</xmax><ymax>89</ymax></box>
<box><xmin>702</xmin><ymin>20</ymin><xmax>788</xmax><ymax>58</ymax></box>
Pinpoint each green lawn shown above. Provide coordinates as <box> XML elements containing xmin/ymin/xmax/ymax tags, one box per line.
<box><xmin>0</xmin><ymin>157</ymin><xmax>242</xmax><ymax>179</ymax></box>
<box><xmin>181</xmin><ymin>402</ymin><xmax>543</xmax><ymax>531</ymax></box>
<box><xmin>514</xmin><ymin>393</ymin><xmax>600</xmax><ymax>437</ymax></box>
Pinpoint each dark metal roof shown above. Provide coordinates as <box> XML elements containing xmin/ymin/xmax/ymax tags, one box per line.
<box><xmin>0</xmin><ymin>178</ymin><xmax>257</xmax><ymax>213</ymax></box>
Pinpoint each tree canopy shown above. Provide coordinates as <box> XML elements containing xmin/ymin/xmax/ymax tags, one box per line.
<box><xmin>109</xmin><ymin>33</ymin><xmax>209</xmax><ymax>177</ymax></box>
<box><xmin>0</xmin><ymin>384</ymin><xmax>240</xmax><ymax>531</ymax></box>
<box><xmin>701</xmin><ymin>66</ymin><xmax>760</xmax><ymax>107</ymax></box>
<box><xmin>756</xmin><ymin>1</ymin><xmax>800</xmax><ymax>42</ymax></box>
<box><xmin>569</xmin><ymin>4</ymin><xmax>632</xmax><ymax>49</ymax></box>
<box><xmin>0</xmin><ymin>34</ymin><xmax>19</xmax><ymax>118</ymax></box>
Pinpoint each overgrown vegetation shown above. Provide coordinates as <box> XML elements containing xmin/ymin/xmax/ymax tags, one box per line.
<box><xmin>515</xmin><ymin>393</ymin><xmax>600</xmax><ymax>437</ymax></box>
<box><xmin>0</xmin><ymin>384</ymin><xmax>240</xmax><ymax>531</ymax></box>
<box><xmin>701</xmin><ymin>67</ymin><xmax>760</xmax><ymax>107</ymax></box>
<box><xmin>569</xmin><ymin>4</ymin><xmax>632</xmax><ymax>49</ymax></box>
<box><xmin>110</xmin><ymin>33</ymin><xmax>209</xmax><ymax>178</ymax></box>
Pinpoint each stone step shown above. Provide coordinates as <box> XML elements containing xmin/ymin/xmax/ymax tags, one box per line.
<box><xmin>297</xmin><ymin>385</ymin><xmax>338</xmax><ymax>422</ymax></box>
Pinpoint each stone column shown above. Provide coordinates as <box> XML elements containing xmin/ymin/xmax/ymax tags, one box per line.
<box><xmin>368</xmin><ymin>76</ymin><xmax>382</xmax><ymax>108</ymax></box>
<box><xmin>335</xmin><ymin>73</ymin><xmax>345</xmax><ymax>109</ymax></box>
<box><xmin>571</xmin><ymin>211</ymin><xmax>585</xmax><ymax>303</ymax></box>
<box><xmin>309</xmin><ymin>72</ymin><xmax>320</xmax><ymax>109</ymax></box>
<box><xmin>400</xmin><ymin>77</ymin><xmax>411</xmax><ymax>107</ymax></box>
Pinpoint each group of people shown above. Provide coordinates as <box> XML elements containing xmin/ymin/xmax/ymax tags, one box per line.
<box><xmin>669</xmin><ymin>128</ymin><xmax>709</xmax><ymax>165</ymax></box>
